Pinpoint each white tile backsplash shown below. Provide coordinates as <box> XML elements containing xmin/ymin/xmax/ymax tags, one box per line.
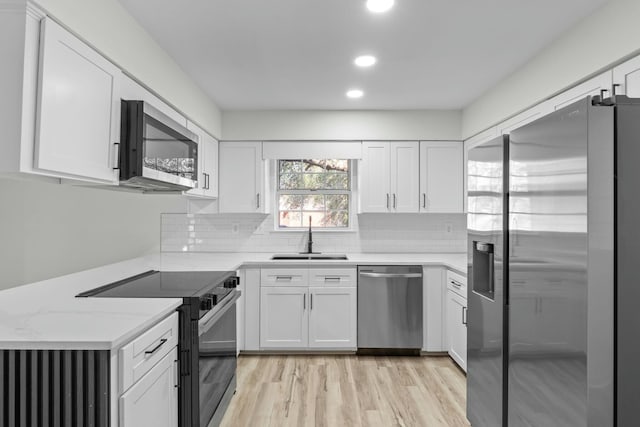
<box><xmin>161</xmin><ymin>213</ymin><xmax>467</xmax><ymax>253</ymax></box>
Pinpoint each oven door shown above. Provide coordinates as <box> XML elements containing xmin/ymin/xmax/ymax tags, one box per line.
<box><xmin>197</xmin><ymin>295</ymin><xmax>238</xmax><ymax>427</ymax></box>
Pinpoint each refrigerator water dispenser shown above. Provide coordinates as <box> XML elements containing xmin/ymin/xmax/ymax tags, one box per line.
<box><xmin>472</xmin><ymin>241</ymin><xmax>494</xmax><ymax>300</ymax></box>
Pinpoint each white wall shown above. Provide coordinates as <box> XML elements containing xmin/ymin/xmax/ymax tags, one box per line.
<box><xmin>0</xmin><ymin>178</ymin><xmax>187</xmax><ymax>290</ymax></box>
<box><xmin>34</xmin><ymin>0</ymin><xmax>222</xmax><ymax>138</ymax></box>
<box><xmin>222</xmin><ymin>110</ymin><xmax>462</xmax><ymax>141</ymax></box>
<box><xmin>463</xmin><ymin>0</ymin><xmax>640</xmax><ymax>138</ymax></box>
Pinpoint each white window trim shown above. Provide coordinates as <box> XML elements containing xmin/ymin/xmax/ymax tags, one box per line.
<box><xmin>270</xmin><ymin>159</ymin><xmax>357</xmax><ymax>232</ymax></box>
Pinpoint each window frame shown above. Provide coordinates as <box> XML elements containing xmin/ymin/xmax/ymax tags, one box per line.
<box><xmin>273</xmin><ymin>159</ymin><xmax>354</xmax><ymax>231</ymax></box>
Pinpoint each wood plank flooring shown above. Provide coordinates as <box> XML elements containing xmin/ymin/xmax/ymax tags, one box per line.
<box><xmin>220</xmin><ymin>355</ymin><xmax>470</xmax><ymax>427</ymax></box>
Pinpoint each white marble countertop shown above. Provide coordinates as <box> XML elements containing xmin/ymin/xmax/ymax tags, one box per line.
<box><xmin>158</xmin><ymin>252</ymin><xmax>467</xmax><ymax>275</ymax></box>
<box><xmin>0</xmin><ymin>252</ymin><xmax>466</xmax><ymax>351</ymax></box>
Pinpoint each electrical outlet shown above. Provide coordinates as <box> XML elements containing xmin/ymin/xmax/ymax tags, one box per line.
<box><xmin>445</xmin><ymin>222</ymin><xmax>453</xmax><ymax>234</ymax></box>
<box><xmin>231</xmin><ymin>223</ymin><xmax>240</xmax><ymax>235</ymax></box>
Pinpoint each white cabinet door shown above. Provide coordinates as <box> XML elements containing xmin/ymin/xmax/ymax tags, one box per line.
<box><xmin>613</xmin><ymin>55</ymin><xmax>640</xmax><ymax>97</ymax></box>
<box><xmin>219</xmin><ymin>141</ymin><xmax>265</xmax><ymax>213</ymax></box>
<box><xmin>242</xmin><ymin>268</ymin><xmax>261</xmax><ymax>351</ymax></box>
<box><xmin>423</xmin><ymin>267</ymin><xmax>446</xmax><ymax>352</ymax></box>
<box><xmin>308</xmin><ymin>287</ymin><xmax>357</xmax><ymax>349</ymax></box>
<box><xmin>360</xmin><ymin>141</ymin><xmax>391</xmax><ymax>212</ymax></box>
<box><xmin>497</xmin><ymin>101</ymin><xmax>552</xmax><ymax>135</ymax></box>
<box><xmin>260</xmin><ymin>286</ymin><xmax>308</xmax><ymax>349</ymax></box>
<box><xmin>390</xmin><ymin>141</ymin><xmax>420</xmax><ymax>212</ymax></box>
<box><xmin>35</xmin><ymin>18</ymin><xmax>120</xmax><ymax>183</ymax></box>
<box><xmin>548</xmin><ymin>71</ymin><xmax>613</xmax><ymax>111</ymax></box>
<box><xmin>419</xmin><ymin>142</ymin><xmax>463</xmax><ymax>213</ymax></box>
<box><xmin>446</xmin><ymin>290</ymin><xmax>467</xmax><ymax>372</ymax></box>
<box><xmin>186</xmin><ymin>121</ymin><xmax>218</xmax><ymax>198</ymax></box>
<box><xmin>119</xmin><ymin>348</ymin><xmax>178</xmax><ymax>427</ymax></box>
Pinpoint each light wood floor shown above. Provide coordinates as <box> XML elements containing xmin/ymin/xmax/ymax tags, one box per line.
<box><xmin>220</xmin><ymin>355</ymin><xmax>470</xmax><ymax>427</ymax></box>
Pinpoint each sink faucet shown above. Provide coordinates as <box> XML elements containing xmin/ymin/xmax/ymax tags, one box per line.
<box><xmin>306</xmin><ymin>216</ymin><xmax>313</xmax><ymax>254</ymax></box>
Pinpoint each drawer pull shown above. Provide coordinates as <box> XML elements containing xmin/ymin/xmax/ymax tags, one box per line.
<box><xmin>276</xmin><ymin>276</ymin><xmax>293</xmax><ymax>281</ymax></box>
<box><xmin>324</xmin><ymin>277</ymin><xmax>341</xmax><ymax>282</ymax></box>
<box><xmin>145</xmin><ymin>338</ymin><xmax>168</xmax><ymax>356</ymax></box>
<box><xmin>450</xmin><ymin>280</ymin><xmax>463</xmax><ymax>288</ymax></box>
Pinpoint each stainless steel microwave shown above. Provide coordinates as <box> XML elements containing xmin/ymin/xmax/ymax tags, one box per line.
<box><xmin>118</xmin><ymin>100</ymin><xmax>198</xmax><ymax>191</ymax></box>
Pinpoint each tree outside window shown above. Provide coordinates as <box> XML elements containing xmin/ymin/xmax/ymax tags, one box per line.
<box><xmin>278</xmin><ymin>159</ymin><xmax>350</xmax><ymax>229</ymax></box>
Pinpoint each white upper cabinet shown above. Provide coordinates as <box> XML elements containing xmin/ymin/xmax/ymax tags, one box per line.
<box><xmin>390</xmin><ymin>142</ymin><xmax>420</xmax><ymax>212</ymax></box>
<box><xmin>548</xmin><ymin>71</ymin><xmax>613</xmax><ymax>111</ymax></box>
<box><xmin>35</xmin><ymin>18</ymin><xmax>121</xmax><ymax>183</ymax></box>
<box><xmin>419</xmin><ymin>142</ymin><xmax>463</xmax><ymax>213</ymax></box>
<box><xmin>360</xmin><ymin>141</ymin><xmax>419</xmax><ymax>213</ymax></box>
<box><xmin>359</xmin><ymin>141</ymin><xmax>391</xmax><ymax>212</ymax></box>
<box><xmin>185</xmin><ymin>121</ymin><xmax>218</xmax><ymax>199</ymax></box>
<box><xmin>613</xmin><ymin>55</ymin><xmax>640</xmax><ymax>97</ymax></box>
<box><xmin>219</xmin><ymin>141</ymin><xmax>266</xmax><ymax>213</ymax></box>
<box><xmin>497</xmin><ymin>101</ymin><xmax>552</xmax><ymax>135</ymax></box>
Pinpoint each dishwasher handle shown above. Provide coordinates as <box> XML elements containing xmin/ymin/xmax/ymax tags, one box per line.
<box><xmin>359</xmin><ymin>272</ymin><xmax>422</xmax><ymax>279</ymax></box>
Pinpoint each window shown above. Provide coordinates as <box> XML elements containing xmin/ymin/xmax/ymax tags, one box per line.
<box><xmin>277</xmin><ymin>159</ymin><xmax>350</xmax><ymax>229</ymax></box>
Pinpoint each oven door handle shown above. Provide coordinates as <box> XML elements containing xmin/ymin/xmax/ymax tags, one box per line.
<box><xmin>198</xmin><ymin>290</ymin><xmax>241</xmax><ymax>336</ymax></box>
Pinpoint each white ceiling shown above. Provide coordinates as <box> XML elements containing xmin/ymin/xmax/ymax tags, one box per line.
<box><xmin>118</xmin><ymin>0</ymin><xmax>609</xmax><ymax>110</ymax></box>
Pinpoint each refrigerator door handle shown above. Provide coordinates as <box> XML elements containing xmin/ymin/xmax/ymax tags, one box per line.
<box><xmin>488</xmin><ymin>252</ymin><xmax>495</xmax><ymax>294</ymax></box>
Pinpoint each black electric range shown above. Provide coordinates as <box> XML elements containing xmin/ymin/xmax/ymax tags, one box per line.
<box><xmin>78</xmin><ymin>270</ymin><xmax>240</xmax><ymax>427</ymax></box>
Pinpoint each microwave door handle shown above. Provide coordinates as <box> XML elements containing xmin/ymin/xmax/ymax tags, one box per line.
<box><xmin>112</xmin><ymin>142</ymin><xmax>120</xmax><ymax>170</ymax></box>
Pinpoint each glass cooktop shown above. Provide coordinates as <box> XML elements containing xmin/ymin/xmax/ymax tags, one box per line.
<box><xmin>77</xmin><ymin>270</ymin><xmax>236</xmax><ymax>298</ymax></box>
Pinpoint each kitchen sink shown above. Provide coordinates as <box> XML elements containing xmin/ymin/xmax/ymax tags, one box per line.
<box><xmin>271</xmin><ymin>254</ymin><xmax>348</xmax><ymax>260</ymax></box>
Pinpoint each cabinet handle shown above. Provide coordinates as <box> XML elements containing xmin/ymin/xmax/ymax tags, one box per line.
<box><xmin>174</xmin><ymin>359</ymin><xmax>179</xmax><ymax>388</ymax></box>
<box><xmin>386</xmin><ymin>193</ymin><xmax>390</xmax><ymax>209</ymax></box>
<box><xmin>311</xmin><ymin>293</ymin><xmax>313</xmax><ymax>310</ymax></box>
<box><xmin>303</xmin><ymin>294</ymin><xmax>306</xmax><ymax>310</ymax></box>
<box><xmin>462</xmin><ymin>307</ymin><xmax>467</xmax><ymax>325</ymax></box>
<box><xmin>204</xmin><ymin>173</ymin><xmax>209</xmax><ymax>190</ymax></box>
<box><xmin>422</xmin><ymin>193</ymin><xmax>427</xmax><ymax>208</ymax></box>
<box><xmin>145</xmin><ymin>338</ymin><xmax>167</xmax><ymax>356</ymax></box>
<box><xmin>256</xmin><ymin>193</ymin><xmax>261</xmax><ymax>209</ymax></box>
<box><xmin>112</xmin><ymin>142</ymin><xmax>120</xmax><ymax>170</ymax></box>
<box><xmin>393</xmin><ymin>194</ymin><xmax>397</xmax><ymax>208</ymax></box>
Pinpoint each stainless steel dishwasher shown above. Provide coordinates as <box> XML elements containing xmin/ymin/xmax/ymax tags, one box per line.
<box><xmin>357</xmin><ymin>265</ymin><xmax>423</xmax><ymax>354</ymax></box>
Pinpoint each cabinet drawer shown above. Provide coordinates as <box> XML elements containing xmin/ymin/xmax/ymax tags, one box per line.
<box><xmin>261</xmin><ymin>268</ymin><xmax>308</xmax><ymax>286</ymax></box>
<box><xmin>447</xmin><ymin>270</ymin><xmax>467</xmax><ymax>298</ymax></box>
<box><xmin>309</xmin><ymin>268</ymin><xmax>357</xmax><ymax>287</ymax></box>
<box><xmin>119</xmin><ymin>312</ymin><xmax>179</xmax><ymax>394</ymax></box>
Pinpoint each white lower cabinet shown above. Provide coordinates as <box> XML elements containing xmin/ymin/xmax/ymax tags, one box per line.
<box><xmin>119</xmin><ymin>348</ymin><xmax>178</xmax><ymax>427</ymax></box>
<box><xmin>446</xmin><ymin>289</ymin><xmax>467</xmax><ymax>371</ymax></box>
<box><xmin>260</xmin><ymin>286</ymin><xmax>309</xmax><ymax>349</ymax></box>
<box><xmin>258</xmin><ymin>267</ymin><xmax>357</xmax><ymax>351</ymax></box>
<box><xmin>308</xmin><ymin>287</ymin><xmax>357</xmax><ymax>348</ymax></box>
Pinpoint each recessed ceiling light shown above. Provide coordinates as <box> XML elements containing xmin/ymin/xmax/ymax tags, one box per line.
<box><xmin>366</xmin><ymin>0</ymin><xmax>394</xmax><ymax>13</ymax></box>
<box><xmin>346</xmin><ymin>89</ymin><xmax>364</xmax><ymax>99</ymax></box>
<box><xmin>354</xmin><ymin>55</ymin><xmax>377</xmax><ymax>67</ymax></box>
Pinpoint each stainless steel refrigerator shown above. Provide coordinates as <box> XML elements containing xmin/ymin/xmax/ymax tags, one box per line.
<box><xmin>467</xmin><ymin>95</ymin><xmax>640</xmax><ymax>426</ymax></box>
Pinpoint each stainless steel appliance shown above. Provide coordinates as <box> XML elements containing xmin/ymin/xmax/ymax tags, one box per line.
<box><xmin>467</xmin><ymin>95</ymin><xmax>640</xmax><ymax>426</ymax></box>
<box><xmin>357</xmin><ymin>265</ymin><xmax>422</xmax><ymax>353</ymax></box>
<box><xmin>119</xmin><ymin>100</ymin><xmax>199</xmax><ymax>191</ymax></box>
<box><xmin>78</xmin><ymin>270</ymin><xmax>240</xmax><ymax>427</ymax></box>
